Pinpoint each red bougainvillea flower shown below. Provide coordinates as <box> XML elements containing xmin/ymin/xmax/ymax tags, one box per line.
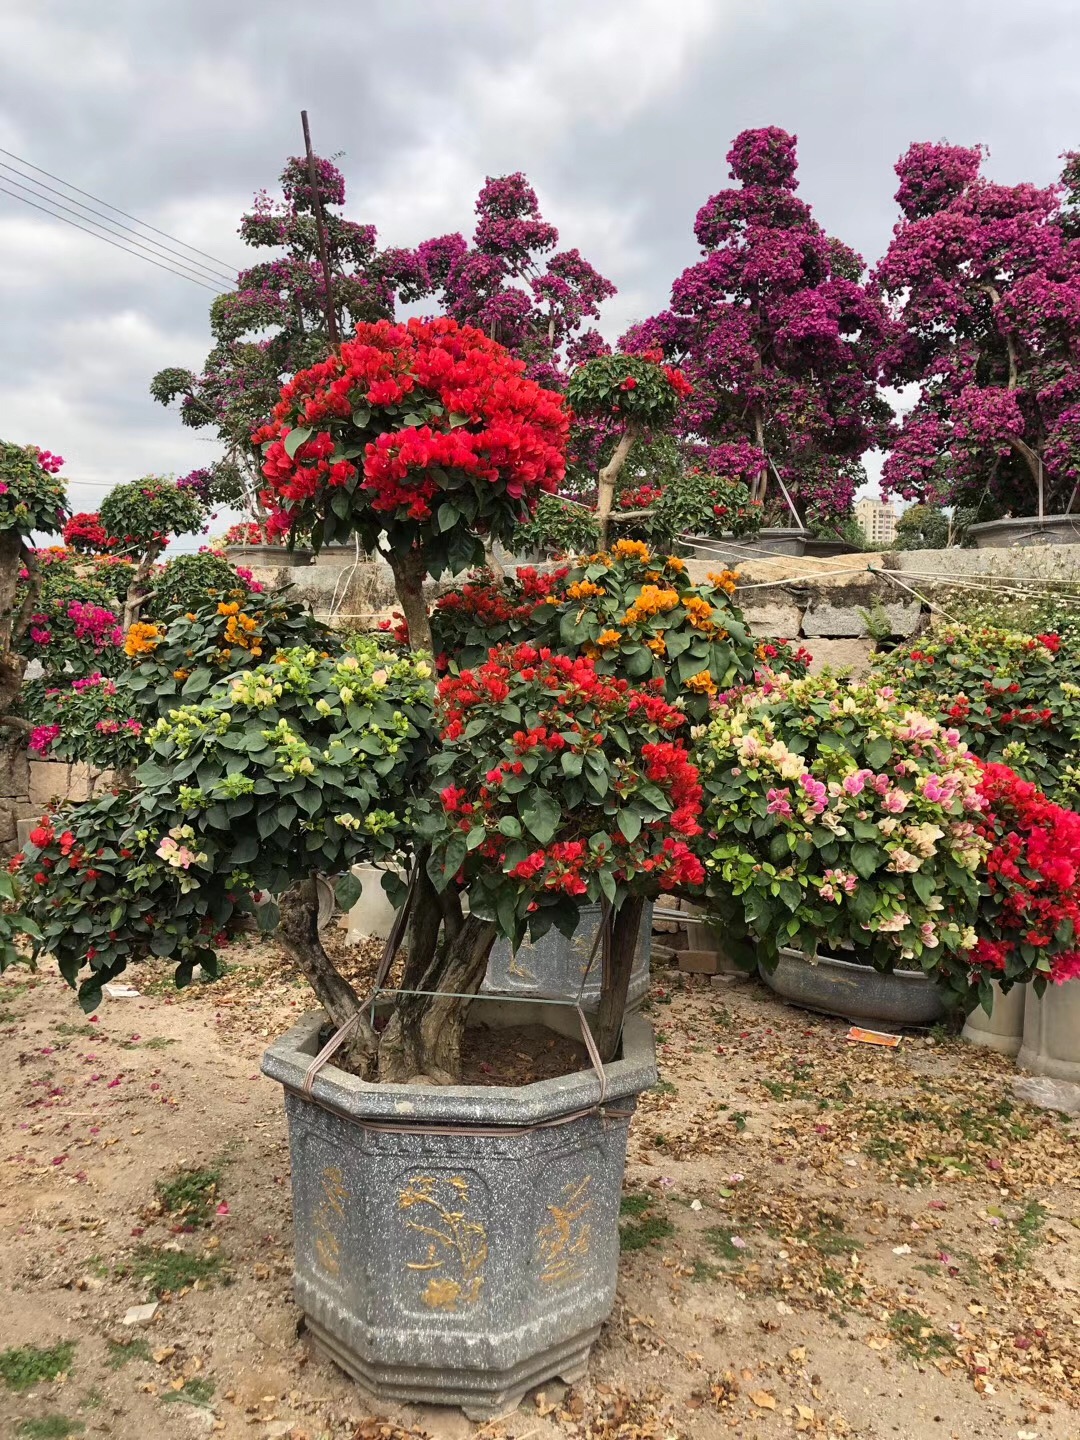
<box><xmin>255</xmin><ymin>317</ymin><xmax>569</xmax><ymax>543</ymax></box>
<box><xmin>62</xmin><ymin>512</ymin><xmax>117</xmax><ymax>553</ymax></box>
<box><xmin>965</xmin><ymin>762</ymin><xmax>1080</xmax><ymax>986</ymax></box>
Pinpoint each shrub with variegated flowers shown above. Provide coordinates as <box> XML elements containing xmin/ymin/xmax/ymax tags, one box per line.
<box><xmin>431</xmin><ymin>540</ymin><xmax>759</xmax><ymax>722</ymax></box>
<box><xmin>17</xmin><ymin>639</ymin><xmax>436</xmax><ymax>1007</ymax></box>
<box><xmin>696</xmin><ymin>671</ymin><xmax>989</xmax><ymax>987</ymax></box>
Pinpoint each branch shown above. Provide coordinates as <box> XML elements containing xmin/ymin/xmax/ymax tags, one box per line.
<box><xmin>596</xmin><ymin>422</ymin><xmax>639</xmax><ymax>548</ymax></box>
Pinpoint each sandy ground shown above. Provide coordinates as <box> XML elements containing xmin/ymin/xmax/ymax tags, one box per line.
<box><xmin>0</xmin><ymin>939</ymin><xmax>1077</xmax><ymax>1440</ymax></box>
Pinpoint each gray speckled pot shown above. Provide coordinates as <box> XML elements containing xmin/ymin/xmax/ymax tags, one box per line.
<box><xmin>483</xmin><ymin>902</ymin><xmax>653</xmax><ymax>1010</ymax></box>
<box><xmin>261</xmin><ymin>1004</ymin><xmax>657</xmax><ymax>1419</ymax></box>
<box><xmin>761</xmin><ymin>947</ymin><xmax>947</xmax><ymax>1027</ymax></box>
<box><xmin>968</xmin><ymin>515</ymin><xmax>1080</xmax><ymax>548</ymax></box>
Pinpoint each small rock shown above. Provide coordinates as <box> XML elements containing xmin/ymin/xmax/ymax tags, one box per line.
<box><xmin>122</xmin><ymin>1302</ymin><xmax>159</xmax><ymax>1326</ymax></box>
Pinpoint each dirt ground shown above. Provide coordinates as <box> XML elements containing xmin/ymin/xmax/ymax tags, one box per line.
<box><xmin>0</xmin><ymin>937</ymin><xmax>1077</xmax><ymax>1440</ymax></box>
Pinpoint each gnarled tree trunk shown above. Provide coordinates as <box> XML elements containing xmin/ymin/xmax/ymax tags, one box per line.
<box><xmin>387</xmin><ymin>545</ymin><xmax>433</xmax><ymax>654</ymax></box>
<box><xmin>278</xmin><ymin>878</ymin><xmax>378</xmax><ymax>1077</ymax></box>
<box><xmin>594</xmin><ymin>895</ymin><xmax>645</xmax><ymax>1062</ymax></box>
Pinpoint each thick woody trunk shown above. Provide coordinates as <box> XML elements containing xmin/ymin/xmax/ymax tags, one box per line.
<box><xmin>594</xmin><ymin>895</ymin><xmax>645</xmax><ymax>1062</ymax></box>
<box><xmin>597</xmin><ymin>423</ymin><xmax>638</xmax><ymax>548</ymax></box>
<box><xmin>387</xmin><ymin>546</ymin><xmax>433</xmax><ymax>654</ymax></box>
<box><xmin>376</xmin><ymin>911</ymin><xmax>497</xmax><ymax>1084</ymax></box>
<box><xmin>278</xmin><ymin>878</ymin><xmax>378</xmax><ymax>1077</ymax></box>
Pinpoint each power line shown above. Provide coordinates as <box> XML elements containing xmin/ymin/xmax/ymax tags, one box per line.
<box><xmin>0</xmin><ymin>182</ymin><xmax>225</xmax><ymax>293</ymax></box>
<box><xmin>0</xmin><ymin>158</ymin><xmax>236</xmax><ymax>286</ymax></box>
<box><xmin>0</xmin><ymin>145</ymin><xmax>238</xmax><ymax>281</ymax></box>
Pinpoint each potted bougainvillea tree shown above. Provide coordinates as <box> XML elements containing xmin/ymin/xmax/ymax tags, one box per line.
<box><xmin>97</xmin><ymin>475</ymin><xmax>206</xmax><ymax>626</ymax></box>
<box><xmin>695</xmin><ymin>671</ymin><xmax>993</xmax><ymax>1025</ymax></box>
<box><xmin>877</xmin><ymin>142</ymin><xmax>1080</xmax><ymax>547</ymax></box>
<box><xmin>16</xmin><ymin>320</ymin><xmax>722</xmax><ymax>1415</ymax></box>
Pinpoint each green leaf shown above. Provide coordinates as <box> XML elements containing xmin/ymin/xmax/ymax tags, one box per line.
<box><xmin>335</xmin><ymin>871</ymin><xmax>363</xmax><ymax>911</ymax></box>
<box><xmin>432</xmin><ymin>832</ymin><xmax>468</xmax><ymax>890</ymax></box>
<box><xmin>497</xmin><ymin>815</ymin><xmax>522</xmax><ymax>838</ymax></box>
<box><xmin>864</xmin><ymin>737</ymin><xmax>892</xmax><ymax>769</ymax></box>
<box><xmin>284</xmin><ymin>426</ymin><xmax>312</xmax><ymax>458</ymax></box>
<box><xmin>448</xmin><ymin>412</ymin><xmax>470</xmax><ymax>428</ymax></box>
<box><xmin>437</xmin><ymin>502</ymin><xmax>459</xmax><ymax>533</ymax></box>
<box><xmin>619</xmin><ymin>809</ymin><xmax>642</xmax><ymax>844</ymax></box>
<box><xmin>229</xmin><ymin>833</ymin><xmax>259</xmax><ymax>866</ymax></box>
<box><xmin>560</xmin><ymin>752</ymin><xmax>583</xmax><ymax>778</ymax></box>
<box><xmin>850</xmin><ymin>842</ymin><xmax>881</xmax><ymax>879</ymax></box>
<box><xmin>351</xmin><ymin>406</ymin><xmax>371</xmax><ymax>428</ymax></box>
<box><xmin>522</xmin><ymin>790</ymin><xmax>560</xmax><ymax>845</ymax></box>
<box><xmin>912</xmin><ymin>870</ymin><xmax>934</xmax><ymax>904</ymax></box>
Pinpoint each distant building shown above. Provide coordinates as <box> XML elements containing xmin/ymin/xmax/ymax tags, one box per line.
<box><xmin>855</xmin><ymin>498</ymin><xmax>897</xmax><ymax>548</ymax></box>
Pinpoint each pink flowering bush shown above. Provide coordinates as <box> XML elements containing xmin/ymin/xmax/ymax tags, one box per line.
<box><xmin>877</xmin><ymin>142</ymin><xmax>1080</xmax><ymax>518</ymax></box>
<box><xmin>624</xmin><ymin>127</ymin><xmax>890</xmax><ymax>529</ymax></box>
<box><xmin>26</xmin><ymin>673</ymin><xmax>145</xmax><ymax>773</ymax></box>
<box><xmin>696</xmin><ymin>671</ymin><xmax>990</xmax><ymax>989</ymax></box>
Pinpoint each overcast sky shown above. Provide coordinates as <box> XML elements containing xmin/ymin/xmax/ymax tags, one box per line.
<box><xmin>2</xmin><ymin>0</ymin><xmax>1079</xmax><ymax>535</ymax></box>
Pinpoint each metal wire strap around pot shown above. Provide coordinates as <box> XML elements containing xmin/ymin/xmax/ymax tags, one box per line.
<box><xmin>296</xmin><ymin>939</ymin><xmax>632</xmax><ymax>1135</ymax></box>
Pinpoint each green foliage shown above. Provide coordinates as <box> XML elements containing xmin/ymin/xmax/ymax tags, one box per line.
<box><xmin>618</xmin><ymin>1195</ymin><xmax>675</xmax><ymax>1251</ymax></box>
<box><xmin>893</xmin><ymin>503</ymin><xmax>952</xmax><ymax>550</ymax></box>
<box><xmin>19</xmin><ymin>640</ymin><xmax>435</xmax><ymax>1005</ymax></box>
<box><xmin>697</xmin><ymin>670</ymin><xmax>989</xmax><ymax>996</ymax></box>
<box><xmin>566</xmin><ymin>352</ymin><xmax>688</xmax><ymax>431</ymax></box>
<box><xmin>160</xmin><ymin>1377</ymin><xmax>215</xmax><ymax>1407</ymax></box>
<box><xmin>651</xmin><ymin>468</ymin><xmax>763</xmax><ymax>547</ymax></box>
<box><xmin>105</xmin><ymin>1339</ymin><xmax>150</xmax><ymax>1370</ymax></box>
<box><xmin>512</xmin><ymin>494</ymin><xmax>599</xmax><ymax>558</ymax></box>
<box><xmin>155</xmin><ymin>1165</ymin><xmax>222</xmax><ymax>1227</ymax></box>
<box><xmin>99</xmin><ymin>477</ymin><xmax>204</xmax><ymax>558</ymax></box>
<box><xmin>122</xmin><ymin>1246</ymin><xmax>224</xmax><ymax>1295</ymax></box>
<box><xmin>16</xmin><ymin>1418</ymin><xmax>84</xmax><ymax>1439</ymax></box>
<box><xmin>875</xmin><ymin>623</ymin><xmax>1080</xmax><ymax>802</ymax></box>
<box><xmin>0</xmin><ymin>1341</ymin><xmax>76</xmax><ymax>1391</ymax></box>
<box><xmin>148</xmin><ymin>552</ymin><xmax>251</xmax><ymax>620</ymax></box>
<box><xmin>0</xmin><ymin>441</ymin><xmax>68</xmax><ymax>537</ymax></box>
<box><xmin>17</xmin><ymin>551</ymin><xmax>131</xmax><ymax>681</ymax></box>
<box><xmin>887</xmin><ymin>1308</ymin><xmax>956</xmax><ymax>1359</ymax></box>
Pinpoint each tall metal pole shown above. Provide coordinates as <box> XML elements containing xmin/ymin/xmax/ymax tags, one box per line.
<box><xmin>300</xmin><ymin>109</ymin><xmax>339</xmax><ymax>349</ymax></box>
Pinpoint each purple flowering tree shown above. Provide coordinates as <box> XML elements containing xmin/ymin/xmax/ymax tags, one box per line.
<box><xmin>385</xmin><ymin>173</ymin><xmax>615</xmax><ymax>386</ymax></box>
<box><xmin>151</xmin><ymin>155</ymin><xmax>393</xmax><ymax>516</ymax></box>
<box><xmin>877</xmin><ymin>142</ymin><xmax>1080</xmax><ymax>519</ymax></box>
<box><xmin>625</xmin><ymin>127</ymin><xmax>890</xmax><ymax>531</ymax></box>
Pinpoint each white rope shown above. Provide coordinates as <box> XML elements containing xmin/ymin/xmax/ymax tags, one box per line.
<box><xmin>870</xmin><ymin>566</ymin><xmax>963</xmax><ymax>626</ymax></box>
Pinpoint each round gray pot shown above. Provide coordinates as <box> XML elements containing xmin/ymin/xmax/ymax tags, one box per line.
<box><xmin>225</xmin><ymin>544</ymin><xmax>313</xmax><ymax>567</ymax></box>
<box><xmin>684</xmin><ymin>527</ymin><xmax>810</xmax><ymax>565</ymax></box>
<box><xmin>483</xmin><ymin>901</ymin><xmax>653</xmax><ymax>1012</ymax></box>
<box><xmin>261</xmin><ymin>1004</ymin><xmax>657</xmax><ymax>1419</ymax></box>
<box><xmin>760</xmin><ymin>947</ymin><xmax>947</xmax><ymax>1027</ymax></box>
<box><xmin>968</xmin><ymin>515</ymin><xmax>1080</xmax><ymax>549</ymax></box>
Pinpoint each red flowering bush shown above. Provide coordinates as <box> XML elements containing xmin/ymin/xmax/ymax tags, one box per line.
<box><xmin>960</xmin><ymin>763</ymin><xmax>1080</xmax><ymax>997</ymax></box>
<box><xmin>255</xmin><ymin>317</ymin><xmax>569</xmax><ymax>646</ymax></box>
<box><xmin>62</xmin><ymin>512</ymin><xmax>118</xmax><ymax>554</ymax></box>
<box><xmin>427</xmin><ymin>642</ymin><xmax>704</xmax><ymax>1049</ymax></box>
<box><xmin>875</xmin><ymin>624</ymin><xmax>1080</xmax><ymax>802</ymax></box>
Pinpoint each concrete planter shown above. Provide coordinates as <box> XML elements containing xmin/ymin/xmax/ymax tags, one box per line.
<box><xmin>483</xmin><ymin>902</ymin><xmax>653</xmax><ymax>1011</ymax></box>
<box><xmin>226</xmin><ymin>544</ymin><xmax>313</xmax><ymax>567</ymax></box>
<box><xmin>1018</xmin><ymin>982</ymin><xmax>1080</xmax><ymax>1082</ymax></box>
<box><xmin>803</xmin><ymin>537</ymin><xmax>860</xmax><ymax>558</ymax></box>
<box><xmin>684</xmin><ymin>527</ymin><xmax>811</xmax><ymax>565</ymax></box>
<box><xmin>262</xmin><ymin>1005</ymin><xmax>656</xmax><ymax>1418</ymax></box>
<box><xmin>969</xmin><ymin>515</ymin><xmax>1080</xmax><ymax>549</ymax></box>
<box><xmin>314</xmin><ymin>544</ymin><xmax>365</xmax><ymax>569</ymax></box>
<box><xmin>962</xmin><ymin>981</ymin><xmax>1026</xmax><ymax>1057</ymax></box>
<box><xmin>761</xmin><ymin>947</ymin><xmax>947</xmax><ymax>1027</ymax></box>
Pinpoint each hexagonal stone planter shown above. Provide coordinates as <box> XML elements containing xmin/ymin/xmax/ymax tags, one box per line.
<box><xmin>761</xmin><ymin>947</ymin><xmax>947</xmax><ymax>1027</ymax></box>
<box><xmin>261</xmin><ymin>1004</ymin><xmax>657</xmax><ymax>1418</ymax></box>
<box><xmin>1018</xmin><ymin>982</ymin><xmax>1080</xmax><ymax>1082</ymax></box>
<box><xmin>962</xmin><ymin>981</ymin><xmax>1026</xmax><ymax>1057</ymax></box>
<box><xmin>483</xmin><ymin>902</ymin><xmax>653</xmax><ymax>1011</ymax></box>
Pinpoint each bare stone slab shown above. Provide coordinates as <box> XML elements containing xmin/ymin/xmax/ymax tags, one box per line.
<box><xmin>735</xmin><ymin>601</ymin><xmax>802</xmax><ymax>638</ymax></box>
<box><xmin>804</xmin><ymin>637</ymin><xmax>875</xmax><ymax>677</ymax></box>
<box><xmin>802</xmin><ymin>600</ymin><xmax>921</xmax><ymax>638</ymax></box>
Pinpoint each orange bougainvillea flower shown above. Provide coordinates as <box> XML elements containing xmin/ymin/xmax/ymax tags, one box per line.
<box><xmin>596</xmin><ymin>628</ymin><xmax>622</xmax><ymax>648</ymax></box>
<box><xmin>683</xmin><ymin>594</ymin><xmax>716</xmax><ymax>631</ymax></box>
<box><xmin>647</xmin><ymin>635</ymin><xmax>667</xmax><ymax>656</ymax></box>
<box><xmin>708</xmin><ymin>569</ymin><xmax>739</xmax><ymax>596</ymax></box>
<box><xmin>124</xmin><ymin>622</ymin><xmax>162</xmax><ymax>657</ymax></box>
<box><xmin>217</xmin><ymin>601</ymin><xmax>240</xmax><ymax>616</ymax></box>
<box><xmin>612</xmin><ymin>539</ymin><xmax>651</xmax><ymax>562</ymax></box>
<box><xmin>622</xmin><ymin>585</ymin><xmax>680</xmax><ymax>625</ymax></box>
<box><xmin>685</xmin><ymin>670</ymin><xmax>717</xmax><ymax>695</ymax></box>
<box><xmin>567</xmin><ymin>580</ymin><xmax>606</xmax><ymax>601</ymax></box>
<box><xmin>665</xmin><ymin>555</ymin><xmax>686</xmax><ymax>573</ymax></box>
